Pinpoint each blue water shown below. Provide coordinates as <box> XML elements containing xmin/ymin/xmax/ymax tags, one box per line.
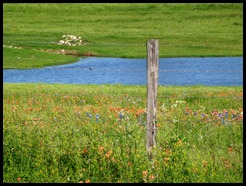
<box><xmin>3</xmin><ymin>57</ymin><xmax>243</xmax><ymax>86</ymax></box>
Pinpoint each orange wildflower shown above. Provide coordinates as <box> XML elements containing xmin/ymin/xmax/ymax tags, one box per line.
<box><xmin>177</xmin><ymin>139</ymin><xmax>182</xmax><ymax>145</ymax></box>
<box><xmin>142</xmin><ymin>170</ymin><xmax>148</xmax><ymax>177</ymax></box>
<box><xmin>98</xmin><ymin>146</ymin><xmax>104</xmax><ymax>151</ymax></box>
<box><xmin>85</xmin><ymin>179</ymin><xmax>90</xmax><ymax>183</ymax></box>
<box><xmin>157</xmin><ymin>123</ymin><xmax>161</xmax><ymax>127</ymax></box>
<box><xmin>82</xmin><ymin>149</ymin><xmax>88</xmax><ymax>154</ymax></box>
<box><xmin>17</xmin><ymin>177</ymin><xmax>21</xmax><ymax>181</ymax></box>
<box><xmin>149</xmin><ymin>174</ymin><xmax>155</xmax><ymax>180</ymax></box>
<box><xmin>105</xmin><ymin>150</ymin><xmax>113</xmax><ymax>158</ymax></box>
<box><xmin>164</xmin><ymin>157</ymin><xmax>170</xmax><ymax>162</ymax></box>
<box><xmin>165</xmin><ymin>148</ymin><xmax>170</xmax><ymax>155</ymax></box>
<box><xmin>228</xmin><ymin>147</ymin><xmax>233</xmax><ymax>152</ymax></box>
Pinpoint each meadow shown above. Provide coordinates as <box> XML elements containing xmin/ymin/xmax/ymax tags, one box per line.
<box><xmin>3</xmin><ymin>84</ymin><xmax>243</xmax><ymax>183</ymax></box>
<box><xmin>3</xmin><ymin>3</ymin><xmax>243</xmax><ymax>183</ymax></box>
<box><xmin>3</xmin><ymin>3</ymin><xmax>243</xmax><ymax>69</ymax></box>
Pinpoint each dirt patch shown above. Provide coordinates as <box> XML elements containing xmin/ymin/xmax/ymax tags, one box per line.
<box><xmin>83</xmin><ymin>52</ymin><xmax>97</xmax><ymax>56</ymax></box>
<box><xmin>42</xmin><ymin>49</ymin><xmax>81</xmax><ymax>56</ymax></box>
<box><xmin>41</xmin><ymin>49</ymin><xmax>97</xmax><ymax>57</ymax></box>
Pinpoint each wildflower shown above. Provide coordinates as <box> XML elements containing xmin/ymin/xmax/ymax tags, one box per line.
<box><xmin>228</xmin><ymin>147</ymin><xmax>233</xmax><ymax>152</ymax></box>
<box><xmin>164</xmin><ymin>157</ymin><xmax>170</xmax><ymax>162</ymax></box>
<box><xmin>17</xmin><ymin>177</ymin><xmax>21</xmax><ymax>181</ymax></box>
<box><xmin>177</xmin><ymin>139</ymin><xmax>182</xmax><ymax>145</ymax></box>
<box><xmin>59</xmin><ymin>40</ymin><xmax>65</xmax><ymax>44</ymax></box>
<box><xmin>119</xmin><ymin>112</ymin><xmax>124</xmax><ymax>119</ymax></box>
<box><xmin>85</xmin><ymin>179</ymin><xmax>90</xmax><ymax>183</ymax></box>
<box><xmin>98</xmin><ymin>146</ymin><xmax>104</xmax><ymax>151</ymax></box>
<box><xmin>149</xmin><ymin>174</ymin><xmax>155</xmax><ymax>180</ymax></box>
<box><xmin>202</xmin><ymin>160</ymin><xmax>207</xmax><ymax>167</ymax></box>
<box><xmin>86</xmin><ymin>112</ymin><xmax>93</xmax><ymax>118</ymax></box>
<box><xmin>105</xmin><ymin>150</ymin><xmax>113</xmax><ymax>158</ymax></box>
<box><xmin>165</xmin><ymin>148</ymin><xmax>170</xmax><ymax>155</ymax></box>
<box><xmin>142</xmin><ymin>170</ymin><xmax>148</xmax><ymax>177</ymax></box>
<box><xmin>11</xmin><ymin>106</ymin><xmax>16</xmax><ymax>112</ymax></box>
<box><xmin>157</xmin><ymin>123</ymin><xmax>161</xmax><ymax>127</ymax></box>
<box><xmin>82</xmin><ymin>149</ymin><xmax>88</xmax><ymax>154</ymax></box>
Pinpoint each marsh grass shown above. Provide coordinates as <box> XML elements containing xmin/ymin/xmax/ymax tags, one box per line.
<box><xmin>3</xmin><ymin>3</ymin><xmax>243</xmax><ymax>68</ymax></box>
<box><xmin>3</xmin><ymin>84</ymin><xmax>243</xmax><ymax>183</ymax></box>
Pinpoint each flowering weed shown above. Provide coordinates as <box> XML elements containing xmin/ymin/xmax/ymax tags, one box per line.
<box><xmin>3</xmin><ymin>84</ymin><xmax>243</xmax><ymax>183</ymax></box>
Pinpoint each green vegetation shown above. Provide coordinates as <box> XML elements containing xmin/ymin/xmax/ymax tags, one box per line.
<box><xmin>3</xmin><ymin>84</ymin><xmax>243</xmax><ymax>183</ymax></box>
<box><xmin>3</xmin><ymin>3</ymin><xmax>243</xmax><ymax>183</ymax></box>
<box><xmin>3</xmin><ymin>3</ymin><xmax>243</xmax><ymax>69</ymax></box>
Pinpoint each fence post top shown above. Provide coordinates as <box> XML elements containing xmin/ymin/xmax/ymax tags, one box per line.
<box><xmin>147</xmin><ymin>39</ymin><xmax>159</xmax><ymax>42</ymax></box>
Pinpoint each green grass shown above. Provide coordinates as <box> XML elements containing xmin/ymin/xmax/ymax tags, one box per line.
<box><xmin>3</xmin><ymin>3</ymin><xmax>243</xmax><ymax>69</ymax></box>
<box><xmin>3</xmin><ymin>47</ymin><xmax>78</xmax><ymax>69</ymax></box>
<box><xmin>3</xmin><ymin>84</ymin><xmax>243</xmax><ymax>183</ymax></box>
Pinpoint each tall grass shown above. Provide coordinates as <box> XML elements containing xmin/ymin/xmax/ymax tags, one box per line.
<box><xmin>3</xmin><ymin>84</ymin><xmax>243</xmax><ymax>183</ymax></box>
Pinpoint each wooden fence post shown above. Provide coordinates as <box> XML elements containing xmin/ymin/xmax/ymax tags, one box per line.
<box><xmin>146</xmin><ymin>39</ymin><xmax>159</xmax><ymax>161</ymax></box>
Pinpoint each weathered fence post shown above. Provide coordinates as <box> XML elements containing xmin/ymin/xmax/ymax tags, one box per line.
<box><xmin>146</xmin><ymin>39</ymin><xmax>159</xmax><ymax>161</ymax></box>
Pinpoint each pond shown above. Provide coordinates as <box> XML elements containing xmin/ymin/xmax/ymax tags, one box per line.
<box><xmin>3</xmin><ymin>57</ymin><xmax>243</xmax><ymax>86</ymax></box>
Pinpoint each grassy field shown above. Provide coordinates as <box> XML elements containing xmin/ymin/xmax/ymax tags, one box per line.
<box><xmin>3</xmin><ymin>3</ymin><xmax>243</xmax><ymax>183</ymax></box>
<box><xmin>3</xmin><ymin>3</ymin><xmax>243</xmax><ymax>69</ymax></box>
<box><xmin>3</xmin><ymin>84</ymin><xmax>243</xmax><ymax>183</ymax></box>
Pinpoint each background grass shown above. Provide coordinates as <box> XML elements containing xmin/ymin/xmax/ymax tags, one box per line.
<box><xmin>3</xmin><ymin>3</ymin><xmax>243</xmax><ymax>68</ymax></box>
<box><xmin>3</xmin><ymin>84</ymin><xmax>243</xmax><ymax>183</ymax></box>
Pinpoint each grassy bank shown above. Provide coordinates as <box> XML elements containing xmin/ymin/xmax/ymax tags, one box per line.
<box><xmin>3</xmin><ymin>84</ymin><xmax>243</xmax><ymax>183</ymax></box>
<box><xmin>3</xmin><ymin>3</ymin><xmax>243</xmax><ymax>69</ymax></box>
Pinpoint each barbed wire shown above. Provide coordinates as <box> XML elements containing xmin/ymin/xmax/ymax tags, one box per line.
<box><xmin>3</xmin><ymin>40</ymin><xmax>242</xmax><ymax>48</ymax></box>
<box><xmin>5</xmin><ymin>93</ymin><xmax>242</xmax><ymax>99</ymax></box>
<box><xmin>39</xmin><ymin>67</ymin><xmax>242</xmax><ymax>73</ymax></box>
<box><xmin>7</xmin><ymin>140</ymin><xmax>241</xmax><ymax>151</ymax></box>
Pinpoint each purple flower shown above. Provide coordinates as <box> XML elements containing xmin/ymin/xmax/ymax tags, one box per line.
<box><xmin>96</xmin><ymin>114</ymin><xmax>100</xmax><ymax>122</ymax></box>
<box><xmin>119</xmin><ymin>112</ymin><xmax>123</xmax><ymax>120</ymax></box>
<box><xmin>225</xmin><ymin>112</ymin><xmax>228</xmax><ymax>118</ymax></box>
<box><xmin>86</xmin><ymin>112</ymin><xmax>93</xmax><ymax>118</ymax></box>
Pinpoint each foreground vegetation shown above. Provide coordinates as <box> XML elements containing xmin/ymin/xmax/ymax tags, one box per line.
<box><xmin>3</xmin><ymin>84</ymin><xmax>243</xmax><ymax>183</ymax></box>
<box><xmin>3</xmin><ymin>3</ymin><xmax>243</xmax><ymax>69</ymax></box>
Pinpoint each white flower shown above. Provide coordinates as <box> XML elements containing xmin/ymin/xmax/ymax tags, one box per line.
<box><xmin>72</xmin><ymin>36</ymin><xmax>77</xmax><ymax>40</ymax></box>
<box><xmin>59</xmin><ymin>40</ymin><xmax>65</xmax><ymax>44</ymax></box>
<box><xmin>58</xmin><ymin>34</ymin><xmax>83</xmax><ymax>46</ymax></box>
